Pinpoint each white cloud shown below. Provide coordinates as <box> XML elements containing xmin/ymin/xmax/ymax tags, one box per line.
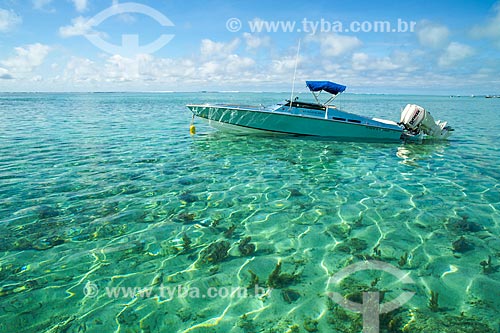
<box><xmin>200</xmin><ymin>39</ymin><xmax>240</xmax><ymax>58</ymax></box>
<box><xmin>105</xmin><ymin>55</ymin><xmax>142</xmax><ymax>81</ymax></box>
<box><xmin>351</xmin><ymin>52</ymin><xmax>400</xmax><ymax>71</ymax></box>
<box><xmin>198</xmin><ymin>61</ymin><xmax>219</xmax><ymax>76</ymax></box>
<box><xmin>225</xmin><ymin>54</ymin><xmax>255</xmax><ymax>73</ymax></box>
<box><xmin>351</xmin><ymin>53</ymin><xmax>370</xmax><ymax>71</ymax></box>
<box><xmin>1</xmin><ymin>43</ymin><xmax>51</xmax><ymax>73</ymax></box>
<box><xmin>243</xmin><ymin>33</ymin><xmax>271</xmax><ymax>49</ymax></box>
<box><xmin>197</xmin><ymin>53</ymin><xmax>255</xmax><ymax>79</ymax></box>
<box><xmin>31</xmin><ymin>75</ymin><xmax>43</xmax><ymax>82</ymax></box>
<box><xmin>271</xmin><ymin>56</ymin><xmax>301</xmax><ymax>74</ymax></box>
<box><xmin>470</xmin><ymin>67</ymin><xmax>496</xmax><ymax>80</ymax></box>
<box><xmin>306</xmin><ymin>33</ymin><xmax>362</xmax><ymax>57</ymax></box>
<box><xmin>41</xmin><ymin>34</ymin><xmax>481</xmax><ymax>92</ymax></box>
<box><xmin>416</xmin><ymin>21</ymin><xmax>449</xmax><ymax>48</ymax></box>
<box><xmin>63</xmin><ymin>57</ymin><xmax>100</xmax><ymax>82</ymax></box>
<box><xmin>470</xmin><ymin>2</ymin><xmax>500</xmax><ymax>46</ymax></box>
<box><xmin>0</xmin><ymin>67</ymin><xmax>13</xmax><ymax>79</ymax></box>
<box><xmin>33</xmin><ymin>0</ymin><xmax>53</xmax><ymax>11</ymax></box>
<box><xmin>59</xmin><ymin>16</ymin><xmax>93</xmax><ymax>37</ymax></box>
<box><xmin>72</xmin><ymin>0</ymin><xmax>88</xmax><ymax>12</ymax></box>
<box><xmin>135</xmin><ymin>56</ymin><xmax>196</xmax><ymax>81</ymax></box>
<box><xmin>0</xmin><ymin>8</ymin><xmax>22</xmax><ymax>32</ymax></box>
<box><xmin>61</xmin><ymin>41</ymin><xmax>255</xmax><ymax>85</ymax></box>
<box><xmin>390</xmin><ymin>51</ymin><xmax>420</xmax><ymax>72</ymax></box>
<box><xmin>59</xmin><ymin>16</ymin><xmax>108</xmax><ymax>41</ymax></box>
<box><xmin>64</xmin><ymin>56</ymin><xmax>154</xmax><ymax>84</ymax></box>
<box><xmin>197</xmin><ymin>39</ymin><xmax>256</xmax><ymax>80</ymax></box>
<box><xmin>438</xmin><ymin>42</ymin><xmax>474</xmax><ymax>67</ymax></box>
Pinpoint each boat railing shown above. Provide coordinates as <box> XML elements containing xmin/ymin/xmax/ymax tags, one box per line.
<box><xmin>213</xmin><ymin>103</ymin><xmax>269</xmax><ymax>110</ymax></box>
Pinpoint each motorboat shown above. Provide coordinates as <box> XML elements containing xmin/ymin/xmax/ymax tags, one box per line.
<box><xmin>186</xmin><ymin>81</ymin><xmax>453</xmax><ymax>142</ymax></box>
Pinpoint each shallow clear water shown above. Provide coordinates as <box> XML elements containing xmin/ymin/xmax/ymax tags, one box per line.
<box><xmin>0</xmin><ymin>92</ymin><xmax>499</xmax><ymax>332</ymax></box>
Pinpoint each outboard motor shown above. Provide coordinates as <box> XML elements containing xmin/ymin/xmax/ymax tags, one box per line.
<box><xmin>400</xmin><ymin>104</ymin><xmax>453</xmax><ymax>139</ymax></box>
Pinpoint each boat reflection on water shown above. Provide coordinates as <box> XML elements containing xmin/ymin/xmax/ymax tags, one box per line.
<box><xmin>396</xmin><ymin>142</ymin><xmax>450</xmax><ymax>167</ymax></box>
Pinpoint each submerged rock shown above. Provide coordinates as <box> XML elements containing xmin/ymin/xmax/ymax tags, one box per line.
<box><xmin>198</xmin><ymin>240</ymin><xmax>230</xmax><ymax>266</ymax></box>
<box><xmin>281</xmin><ymin>288</ymin><xmax>301</xmax><ymax>303</ymax></box>
<box><xmin>11</xmin><ymin>235</ymin><xmax>66</xmax><ymax>251</ymax></box>
<box><xmin>336</xmin><ymin>237</ymin><xmax>368</xmax><ymax>254</ymax></box>
<box><xmin>452</xmin><ymin>236</ymin><xmax>474</xmax><ymax>253</ymax></box>
<box><xmin>12</xmin><ymin>237</ymin><xmax>32</xmax><ymax>251</ymax></box>
<box><xmin>326</xmin><ymin>223</ymin><xmax>351</xmax><ymax>238</ymax></box>
<box><xmin>33</xmin><ymin>236</ymin><xmax>65</xmax><ymax>250</ymax></box>
<box><xmin>447</xmin><ymin>216</ymin><xmax>483</xmax><ymax>233</ymax></box>
<box><xmin>37</xmin><ymin>205</ymin><xmax>60</xmax><ymax>219</ymax></box>
<box><xmin>400</xmin><ymin>311</ymin><xmax>495</xmax><ymax>333</ymax></box>
<box><xmin>303</xmin><ymin>318</ymin><xmax>319</xmax><ymax>332</ymax></box>
<box><xmin>267</xmin><ymin>261</ymin><xmax>300</xmax><ymax>288</ymax></box>
<box><xmin>287</xmin><ymin>188</ymin><xmax>304</xmax><ymax>197</ymax></box>
<box><xmin>179</xmin><ymin>192</ymin><xmax>198</xmax><ymax>203</ymax></box>
<box><xmin>238</xmin><ymin>236</ymin><xmax>255</xmax><ymax>256</ymax></box>
<box><xmin>223</xmin><ymin>224</ymin><xmax>237</xmax><ymax>238</ymax></box>
<box><xmin>174</xmin><ymin>212</ymin><xmax>196</xmax><ymax>224</ymax></box>
<box><xmin>178</xmin><ymin>176</ymin><xmax>198</xmax><ymax>185</ymax></box>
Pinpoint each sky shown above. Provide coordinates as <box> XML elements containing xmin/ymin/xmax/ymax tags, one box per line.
<box><xmin>0</xmin><ymin>0</ymin><xmax>500</xmax><ymax>93</ymax></box>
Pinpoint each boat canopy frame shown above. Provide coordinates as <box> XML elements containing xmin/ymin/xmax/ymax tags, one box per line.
<box><xmin>306</xmin><ymin>81</ymin><xmax>346</xmax><ymax>106</ymax></box>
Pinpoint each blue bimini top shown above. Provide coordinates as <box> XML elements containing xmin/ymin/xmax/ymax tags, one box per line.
<box><xmin>306</xmin><ymin>81</ymin><xmax>347</xmax><ymax>95</ymax></box>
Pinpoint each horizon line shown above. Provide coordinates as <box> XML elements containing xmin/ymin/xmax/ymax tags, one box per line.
<box><xmin>0</xmin><ymin>91</ymin><xmax>491</xmax><ymax>97</ymax></box>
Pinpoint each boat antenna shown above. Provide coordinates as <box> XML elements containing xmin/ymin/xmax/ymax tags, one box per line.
<box><xmin>289</xmin><ymin>39</ymin><xmax>301</xmax><ymax>110</ymax></box>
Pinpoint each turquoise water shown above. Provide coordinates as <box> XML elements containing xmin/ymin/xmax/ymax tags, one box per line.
<box><xmin>0</xmin><ymin>92</ymin><xmax>499</xmax><ymax>332</ymax></box>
